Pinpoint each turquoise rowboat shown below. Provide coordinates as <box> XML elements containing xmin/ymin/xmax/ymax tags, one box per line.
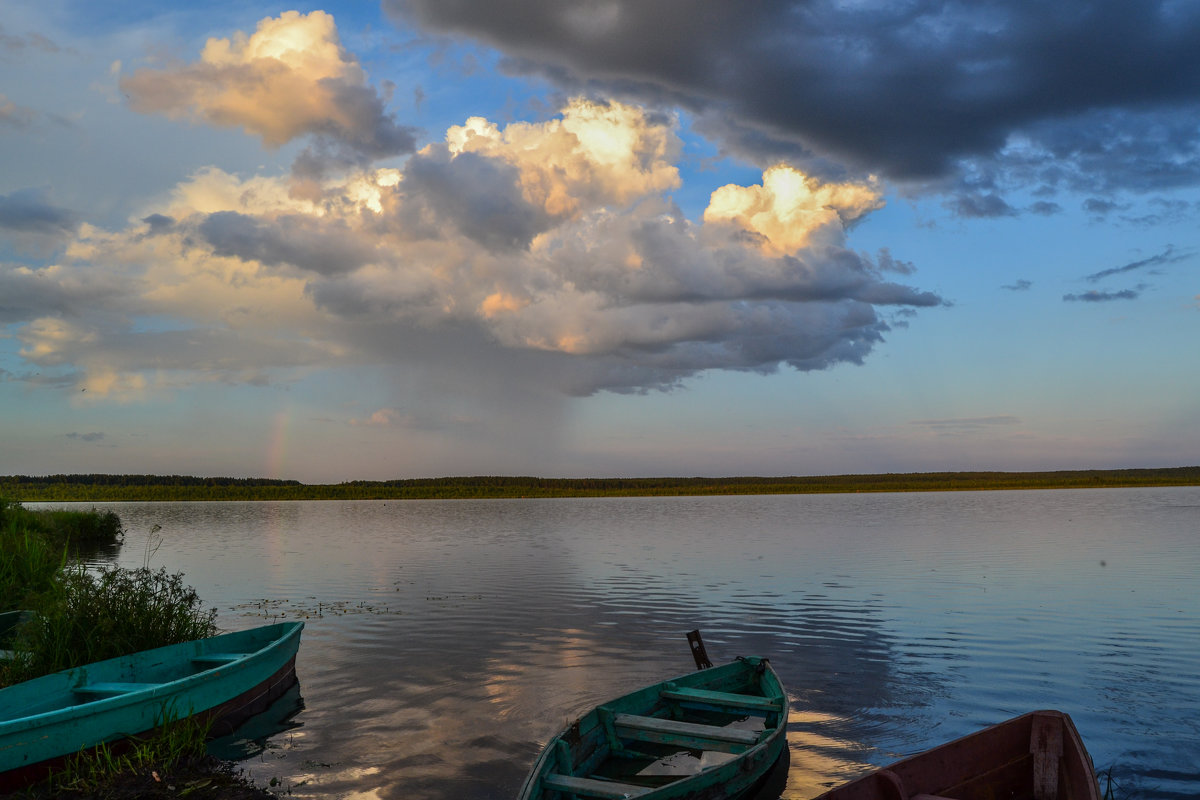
<box><xmin>0</xmin><ymin>621</ymin><xmax>303</xmax><ymax>791</ymax></box>
<box><xmin>519</xmin><ymin>656</ymin><xmax>789</xmax><ymax>800</ymax></box>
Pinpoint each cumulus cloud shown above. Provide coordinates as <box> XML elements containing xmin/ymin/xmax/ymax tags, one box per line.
<box><xmin>121</xmin><ymin>11</ymin><xmax>416</xmax><ymax>172</ymax></box>
<box><xmin>385</xmin><ymin>0</ymin><xmax>1200</xmax><ymax>199</ymax></box>
<box><xmin>4</xmin><ymin>97</ymin><xmax>942</xmax><ymax>398</ymax></box>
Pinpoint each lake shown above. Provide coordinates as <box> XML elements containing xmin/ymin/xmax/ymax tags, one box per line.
<box><xmin>37</xmin><ymin>487</ymin><xmax>1200</xmax><ymax>799</ymax></box>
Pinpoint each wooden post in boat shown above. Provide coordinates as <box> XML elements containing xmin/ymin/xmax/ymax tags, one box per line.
<box><xmin>687</xmin><ymin>629</ymin><xmax>713</xmax><ymax>670</ymax></box>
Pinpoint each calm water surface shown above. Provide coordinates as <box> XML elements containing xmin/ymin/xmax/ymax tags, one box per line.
<box><xmin>39</xmin><ymin>488</ymin><xmax>1200</xmax><ymax>799</ymax></box>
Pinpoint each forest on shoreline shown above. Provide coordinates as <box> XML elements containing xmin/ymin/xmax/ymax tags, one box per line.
<box><xmin>3</xmin><ymin>466</ymin><xmax>1199</xmax><ymax>502</ymax></box>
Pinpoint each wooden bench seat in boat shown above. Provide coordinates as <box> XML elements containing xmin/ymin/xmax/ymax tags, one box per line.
<box><xmin>659</xmin><ymin>685</ymin><xmax>782</xmax><ymax>713</ymax></box>
<box><xmin>191</xmin><ymin>653</ymin><xmax>247</xmax><ymax>665</ymax></box>
<box><xmin>542</xmin><ymin>773</ymin><xmax>652</xmax><ymax>799</ymax></box>
<box><xmin>73</xmin><ymin>682</ymin><xmax>163</xmax><ymax>696</ymax></box>
<box><xmin>612</xmin><ymin>712</ymin><xmax>760</xmax><ymax>753</ymax></box>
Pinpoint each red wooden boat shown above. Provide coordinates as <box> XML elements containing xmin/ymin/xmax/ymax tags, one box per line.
<box><xmin>813</xmin><ymin>710</ymin><xmax>1101</xmax><ymax>800</ymax></box>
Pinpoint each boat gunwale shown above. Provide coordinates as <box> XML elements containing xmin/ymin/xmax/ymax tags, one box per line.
<box><xmin>0</xmin><ymin>621</ymin><xmax>303</xmax><ymax>731</ymax></box>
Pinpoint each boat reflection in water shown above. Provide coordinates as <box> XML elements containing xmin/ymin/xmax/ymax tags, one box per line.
<box><xmin>209</xmin><ymin>679</ymin><xmax>307</xmax><ymax>761</ymax></box>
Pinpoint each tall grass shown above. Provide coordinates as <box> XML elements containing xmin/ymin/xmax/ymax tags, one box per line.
<box><xmin>4</xmin><ymin>565</ymin><xmax>218</xmax><ymax>684</ymax></box>
<box><xmin>0</xmin><ymin>525</ymin><xmax>64</xmax><ymax>611</ymax></box>
<box><xmin>0</xmin><ymin>498</ymin><xmax>123</xmax><ymax>552</ymax></box>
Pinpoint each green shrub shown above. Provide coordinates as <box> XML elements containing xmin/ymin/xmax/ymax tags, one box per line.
<box><xmin>37</xmin><ymin>508</ymin><xmax>124</xmax><ymax>550</ymax></box>
<box><xmin>5</xmin><ymin>566</ymin><xmax>218</xmax><ymax>684</ymax></box>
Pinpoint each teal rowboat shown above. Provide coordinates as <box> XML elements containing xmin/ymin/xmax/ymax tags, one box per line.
<box><xmin>519</xmin><ymin>656</ymin><xmax>789</xmax><ymax>800</ymax></box>
<box><xmin>0</xmin><ymin>621</ymin><xmax>303</xmax><ymax>791</ymax></box>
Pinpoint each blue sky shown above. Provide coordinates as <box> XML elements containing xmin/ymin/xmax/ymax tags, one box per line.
<box><xmin>1</xmin><ymin>1</ymin><xmax>1198</xmax><ymax>482</ymax></box>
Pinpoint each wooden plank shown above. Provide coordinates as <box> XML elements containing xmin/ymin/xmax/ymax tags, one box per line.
<box><xmin>72</xmin><ymin>682</ymin><xmax>163</xmax><ymax>696</ymax></box>
<box><xmin>191</xmin><ymin>653</ymin><xmax>247</xmax><ymax>664</ymax></box>
<box><xmin>613</xmin><ymin>713</ymin><xmax>758</xmax><ymax>754</ymax></box>
<box><xmin>1031</xmin><ymin>713</ymin><xmax>1064</xmax><ymax>800</ymax></box>
<box><xmin>660</xmin><ymin>686</ymin><xmax>781</xmax><ymax>713</ymax></box>
<box><xmin>686</xmin><ymin>630</ymin><xmax>713</xmax><ymax>669</ymax></box>
<box><xmin>542</xmin><ymin>773</ymin><xmax>652</xmax><ymax>799</ymax></box>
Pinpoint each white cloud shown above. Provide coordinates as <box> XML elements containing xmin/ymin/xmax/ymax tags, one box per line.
<box><xmin>120</xmin><ymin>10</ymin><xmax>415</xmax><ymax>168</ymax></box>
<box><xmin>5</xmin><ymin>96</ymin><xmax>940</xmax><ymax>401</ymax></box>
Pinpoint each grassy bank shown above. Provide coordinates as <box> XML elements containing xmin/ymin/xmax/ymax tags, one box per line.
<box><xmin>2</xmin><ymin>466</ymin><xmax>1199</xmax><ymax>501</ymax></box>
<box><xmin>1</xmin><ymin>499</ymin><xmax>218</xmax><ymax>688</ymax></box>
<box><xmin>0</xmin><ymin>501</ymin><xmax>274</xmax><ymax>798</ymax></box>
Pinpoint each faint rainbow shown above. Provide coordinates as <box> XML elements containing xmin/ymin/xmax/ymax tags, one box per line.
<box><xmin>265</xmin><ymin>407</ymin><xmax>290</xmax><ymax>480</ymax></box>
<box><xmin>261</xmin><ymin>407</ymin><xmax>291</xmax><ymax>590</ymax></box>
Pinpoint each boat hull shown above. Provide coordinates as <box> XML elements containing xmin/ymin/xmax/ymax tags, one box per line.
<box><xmin>0</xmin><ymin>621</ymin><xmax>303</xmax><ymax>791</ymax></box>
<box><xmin>520</xmin><ymin>656</ymin><xmax>789</xmax><ymax>800</ymax></box>
<box><xmin>812</xmin><ymin>710</ymin><xmax>1101</xmax><ymax>800</ymax></box>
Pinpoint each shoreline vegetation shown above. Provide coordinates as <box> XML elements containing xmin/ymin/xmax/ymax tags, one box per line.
<box><xmin>1</xmin><ymin>501</ymin><xmax>275</xmax><ymax>799</ymax></box>
<box><xmin>1</xmin><ymin>466</ymin><xmax>1198</xmax><ymax>502</ymax></box>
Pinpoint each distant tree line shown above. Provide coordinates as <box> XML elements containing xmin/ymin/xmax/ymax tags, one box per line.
<box><xmin>1</xmin><ymin>467</ymin><xmax>1198</xmax><ymax>502</ymax></box>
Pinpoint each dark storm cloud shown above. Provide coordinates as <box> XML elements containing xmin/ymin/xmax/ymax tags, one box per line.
<box><xmin>0</xmin><ymin>189</ymin><xmax>79</xmax><ymax>237</ymax></box>
<box><xmin>386</xmin><ymin>0</ymin><xmax>1200</xmax><ymax>192</ymax></box>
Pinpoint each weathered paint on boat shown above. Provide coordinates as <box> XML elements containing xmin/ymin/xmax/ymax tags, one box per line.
<box><xmin>0</xmin><ymin>621</ymin><xmax>303</xmax><ymax>791</ymax></box>
<box><xmin>812</xmin><ymin>710</ymin><xmax>1101</xmax><ymax>800</ymax></box>
<box><xmin>519</xmin><ymin>656</ymin><xmax>789</xmax><ymax>800</ymax></box>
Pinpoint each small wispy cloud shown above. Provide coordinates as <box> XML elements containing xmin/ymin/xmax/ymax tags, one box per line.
<box><xmin>349</xmin><ymin>409</ymin><xmax>401</xmax><ymax>427</ymax></box>
<box><xmin>1063</xmin><ymin>288</ymin><xmax>1140</xmax><ymax>302</ymax></box>
<box><xmin>1084</xmin><ymin>245</ymin><xmax>1190</xmax><ymax>283</ymax></box>
<box><xmin>910</xmin><ymin>416</ymin><xmax>1021</xmax><ymax>431</ymax></box>
<box><xmin>66</xmin><ymin>431</ymin><xmax>104</xmax><ymax>442</ymax></box>
<box><xmin>1002</xmin><ymin>279</ymin><xmax>1032</xmax><ymax>291</ymax></box>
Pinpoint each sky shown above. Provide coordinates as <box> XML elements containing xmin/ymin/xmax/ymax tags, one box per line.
<box><xmin>1</xmin><ymin>1</ymin><xmax>1198</xmax><ymax>483</ymax></box>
